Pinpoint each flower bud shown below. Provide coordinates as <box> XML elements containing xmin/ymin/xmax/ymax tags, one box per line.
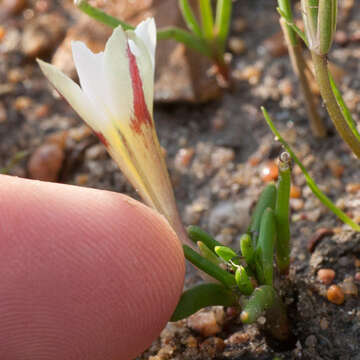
<box><xmin>301</xmin><ymin>0</ymin><xmax>337</xmax><ymax>55</ymax></box>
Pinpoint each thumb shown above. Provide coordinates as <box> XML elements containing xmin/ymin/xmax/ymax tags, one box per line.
<box><xmin>0</xmin><ymin>175</ymin><xmax>185</xmax><ymax>360</ymax></box>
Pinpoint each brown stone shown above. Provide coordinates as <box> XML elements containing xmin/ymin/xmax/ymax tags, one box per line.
<box><xmin>327</xmin><ymin>285</ymin><xmax>345</xmax><ymax>305</ymax></box>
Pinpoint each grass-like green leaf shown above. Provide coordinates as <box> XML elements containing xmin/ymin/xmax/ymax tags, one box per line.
<box><xmin>179</xmin><ymin>0</ymin><xmax>202</xmax><ymax>36</ymax></box>
<box><xmin>215</xmin><ymin>0</ymin><xmax>232</xmax><ymax>53</ymax></box>
<box><xmin>277</xmin><ymin>7</ymin><xmax>309</xmax><ymax>46</ymax></box>
<box><xmin>76</xmin><ymin>0</ymin><xmax>134</xmax><ymax>29</ymax></box>
<box><xmin>171</xmin><ymin>283</ymin><xmax>238</xmax><ymax>321</ymax></box>
<box><xmin>187</xmin><ymin>225</ymin><xmax>222</xmax><ymax>251</ymax></box>
<box><xmin>157</xmin><ymin>27</ymin><xmax>210</xmax><ymax>56</ymax></box>
<box><xmin>199</xmin><ymin>0</ymin><xmax>214</xmax><ymax>40</ymax></box>
<box><xmin>262</xmin><ymin>107</ymin><xmax>360</xmax><ymax>232</ymax></box>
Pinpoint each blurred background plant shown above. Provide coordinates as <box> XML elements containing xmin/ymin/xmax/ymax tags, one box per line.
<box><xmin>75</xmin><ymin>0</ymin><xmax>233</xmax><ymax>86</ymax></box>
<box><xmin>277</xmin><ymin>0</ymin><xmax>360</xmax><ymax>158</ymax></box>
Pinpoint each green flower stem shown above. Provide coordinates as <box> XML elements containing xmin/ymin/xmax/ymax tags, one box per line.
<box><xmin>329</xmin><ymin>73</ymin><xmax>360</xmax><ymax>142</ymax></box>
<box><xmin>275</xmin><ymin>153</ymin><xmax>291</xmax><ymax>274</ymax></box>
<box><xmin>235</xmin><ymin>266</ymin><xmax>254</xmax><ymax>296</ymax></box>
<box><xmin>278</xmin><ymin>3</ymin><xmax>326</xmax><ymax>137</ymax></box>
<box><xmin>311</xmin><ymin>52</ymin><xmax>360</xmax><ymax>158</ymax></box>
<box><xmin>318</xmin><ymin>0</ymin><xmax>337</xmax><ymax>55</ymax></box>
<box><xmin>179</xmin><ymin>0</ymin><xmax>202</xmax><ymax>36</ymax></box>
<box><xmin>187</xmin><ymin>225</ymin><xmax>222</xmax><ymax>251</ymax></box>
<box><xmin>75</xmin><ymin>0</ymin><xmax>134</xmax><ymax>29</ymax></box>
<box><xmin>262</xmin><ymin>107</ymin><xmax>360</xmax><ymax>232</ymax></box>
<box><xmin>183</xmin><ymin>245</ymin><xmax>236</xmax><ymax>288</ymax></box>
<box><xmin>255</xmin><ymin>208</ymin><xmax>276</xmax><ymax>286</ymax></box>
<box><xmin>171</xmin><ymin>283</ymin><xmax>238</xmax><ymax>321</ymax></box>
<box><xmin>199</xmin><ymin>0</ymin><xmax>214</xmax><ymax>41</ymax></box>
<box><xmin>249</xmin><ymin>183</ymin><xmax>276</xmax><ymax>247</ymax></box>
<box><xmin>215</xmin><ymin>0</ymin><xmax>232</xmax><ymax>54</ymax></box>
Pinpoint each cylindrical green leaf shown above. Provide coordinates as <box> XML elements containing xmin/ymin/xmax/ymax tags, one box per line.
<box><xmin>277</xmin><ymin>0</ymin><xmax>297</xmax><ymax>46</ymax></box>
<box><xmin>255</xmin><ymin>208</ymin><xmax>276</xmax><ymax>286</ymax></box>
<box><xmin>198</xmin><ymin>241</ymin><xmax>222</xmax><ymax>266</ymax></box>
<box><xmin>183</xmin><ymin>245</ymin><xmax>236</xmax><ymax>288</ymax></box>
<box><xmin>249</xmin><ymin>183</ymin><xmax>277</xmax><ymax>246</ymax></box>
<box><xmin>235</xmin><ymin>266</ymin><xmax>254</xmax><ymax>296</ymax></box>
<box><xmin>275</xmin><ymin>152</ymin><xmax>291</xmax><ymax>274</ymax></box>
<box><xmin>179</xmin><ymin>0</ymin><xmax>202</xmax><ymax>36</ymax></box>
<box><xmin>240</xmin><ymin>285</ymin><xmax>276</xmax><ymax>324</ymax></box>
<box><xmin>187</xmin><ymin>225</ymin><xmax>222</xmax><ymax>251</ymax></box>
<box><xmin>171</xmin><ymin>283</ymin><xmax>238</xmax><ymax>321</ymax></box>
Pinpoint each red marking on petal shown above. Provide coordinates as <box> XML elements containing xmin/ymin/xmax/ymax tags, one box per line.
<box><xmin>127</xmin><ymin>45</ymin><xmax>153</xmax><ymax>134</ymax></box>
<box><xmin>94</xmin><ymin>131</ymin><xmax>109</xmax><ymax>147</ymax></box>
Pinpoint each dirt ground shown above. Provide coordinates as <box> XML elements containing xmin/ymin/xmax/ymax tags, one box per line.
<box><xmin>0</xmin><ymin>0</ymin><xmax>359</xmax><ymax>359</ymax></box>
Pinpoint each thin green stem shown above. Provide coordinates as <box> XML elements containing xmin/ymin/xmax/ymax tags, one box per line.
<box><xmin>157</xmin><ymin>27</ymin><xmax>210</xmax><ymax>56</ymax></box>
<box><xmin>277</xmin><ymin>0</ymin><xmax>297</xmax><ymax>46</ymax></box>
<box><xmin>199</xmin><ymin>0</ymin><xmax>214</xmax><ymax>40</ymax></box>
<box><xmin>329</xmin><ymin>73</ymin><xmax>360</xmax><ymax>142</ymax></box>
<box><xmin>262</xmin><ymin>107</ymin><xmax>360</xmax><ymax>232</ymax></box>
<box><xmin>183</xmin><ymin>245</ymin><xmax>236</xmax><ymax>288</ymax></box>
<box><xmin>75</xmin><ymin>0</ymin><xmax>134</xmax><ymax>29</ymax></box>
<box><xmin>311</xmin><ymin>52</ymin><xmax>360</xmax><ymax>158</ymax></box>
<box><xmin>179</xmin><ymin>0</ymin><xmax>202</xmax><ymax>37</ymax></box>
<box><xmin>275</xmin><ymin>153</ymin><xmax>291</xmax><ymax>274</ymax></box>
<box><xmin>215</xmin><ymin>0</ymin><xmax>232</xmax><ymax>54</ymax></box>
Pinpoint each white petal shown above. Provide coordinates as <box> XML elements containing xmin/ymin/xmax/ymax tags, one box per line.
<box><xmin>134</xmin><ymin>18</ymin><xmax>156</xmax><ymax>70</ymax></box>
<box><xmin>71</xmin><ymin>41</ymin><xmax>112</xmax><ymax>119</ymax></box>
<box><xmin>37</xmin><ymin>59</ymin><xmax>104</xmax><ymax>132</ymax></box>
<box><xmin>103</xmin><ymin>26</ymin><xmax>133</xmax><ymax>123</ymax></box>
<box><xmin>127</xmin><ymin>32</ymin><xmax>154</xmax><ymax>115</ymax></box>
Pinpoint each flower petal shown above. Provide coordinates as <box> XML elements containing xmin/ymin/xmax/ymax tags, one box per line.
<box><xmin>37</xmin><ymin>59</ymin><xmax>105</xmax><ymax>133</ymax></box>
<box><xmin>71</xmin><ymin>41</ymin><xmax>111</xmax><ymax>120</ymax></box>
<box><xmin>134</xmin><ymin>18</ymin><xmax>156</xmax><ymax>70</ymax></box>
<box><xmin>103</xmin><ymin>25</ymin><xmax>134</xmax><ymax>125</ymax></box>
<box><xmin>127</xmin><ymin>32</ymin><xmax>154</xmax><ymax>117</ymax></box>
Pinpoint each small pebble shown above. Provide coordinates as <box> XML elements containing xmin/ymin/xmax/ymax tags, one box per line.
<box><xmin>0</xmin><ymin>103</ymin><xmax>7</xmax><ymax>123</ymax></box>
<box><xmin>75</xmin><ymin>174</ymin><xmax>89</xmax><ymax>186</ymax></box>
<box><xmin>225</xmin><ymin>331</ymin><xmax>250</xmax><ymax>345</ymax></box>
<box><xmin>346</xmin><ymin>183</ymin><xmax>360</xmax><ymax>193</ymax></box>
<box><xmin>199</xmin><ymin>337</ymin><xmax>225</xmax><ymax>357</ymax></box>
<box><xmin>261</xmin><ymin>160</ymin><xmax>278</xmax><ymax>182</ymax></box>
<box><xmin>263</xmin><ymin>31</ymin><xmax>288</xmax><ymax>57</ymax></box>
<box><xmin>234</xmin><ymin>66</ymin><xmax>262</xmax><ymax>85</ymax></box>
<box><xmin>340</xmin><ymin>277</ymin><xmax>358</xmax><ymax>296</ymax></box>
<box><xmin>34</xmin><ymin>104</ymin><xmax>49</xmax><ymax>118</ymax></box>
<box><xmin>355</xmin><ymin>272</ymin><xmax>360</xmax><ymax>282</ymax></box>
<box><xmin>174</xmin><ymin>147</ymin><xmax>194</xmax><ymax>172</ymax></box>
<box><xmin>290</xmin><ymin>198</ymin><xmax>304</xmax><ymax>211</ymax></box>
<box><xmin>317</xmin><ymin>269</ymin><xmax>335</xmax><ymax>285</ymax></box>
<box><xmin>14</xmin><ymin>96</ymin><xmax>32</xmax><ymax>111</ymax></box>
<box><xmin>320</xmin><ymin>318</ymin><xmax>328</xmax><ymax>330</ymax></box>
<box><xmin>187</xmin><ymin>311</ymin><xmax>222</xmax><ymax>337</ymax></box>
<box><xmin>279</xmin><ymin>79</ymin><xmax>293</xmax><ymax>96</ymax></box>
<box><xmin>327</xmin><ymin>285</ymin><xmax>345</xmax><ymax>305</ymax></box>
<box><xmin>305</xmin><ymin>334</ymin><xmax>317</xmax><ymax>348</ymax></box>
<box><xmin>229</xmin><ymin>37</ymin><xmax>246</xmax><ymax>54</ymax></box>
<box><xmin>328</xmin><ymin>160</ymin><xmax>345</xmax><ymax>178</ymax></box>
<box><xmin>211</xmin><ymin>147</ymin><xmax>234</xmax><ymax>169</ymax></box>
<box><xmin>28</xmin><ymin>142</ymin><xmax>64</xmax><ymax>182</ymax></box>
<box><xmin>233</xmin><ymin>18</ymin><xmax>247</xmax><ymax>32</ymax></box>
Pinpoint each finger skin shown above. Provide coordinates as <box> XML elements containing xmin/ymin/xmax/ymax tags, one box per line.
<box><xmin>0</xmin><ymin>175</ymin><xmax>185</xmax><ymax>360</ymax></box>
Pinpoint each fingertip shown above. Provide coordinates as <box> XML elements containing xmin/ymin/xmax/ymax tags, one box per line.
<box><xmin>0</xmin><ymin>175</ymin><xmax>185</xmax><ymax>359</ymax></box>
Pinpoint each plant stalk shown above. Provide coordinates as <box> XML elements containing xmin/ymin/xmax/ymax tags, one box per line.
<box><xmin>280</xmin><ymin>18</ymin><xmax>326</xmax><ymax>138</ymax></box>
<box><xmin>311</xmin><ymin>51</ymin><xmax>360</xmax><ymax>158</ymax></box>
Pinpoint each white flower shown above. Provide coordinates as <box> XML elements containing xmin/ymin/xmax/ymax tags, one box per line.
<box><xmin>38</xmin><ymin>18</ymin><xmax>188</xmax><ymax>244</ymax></box>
